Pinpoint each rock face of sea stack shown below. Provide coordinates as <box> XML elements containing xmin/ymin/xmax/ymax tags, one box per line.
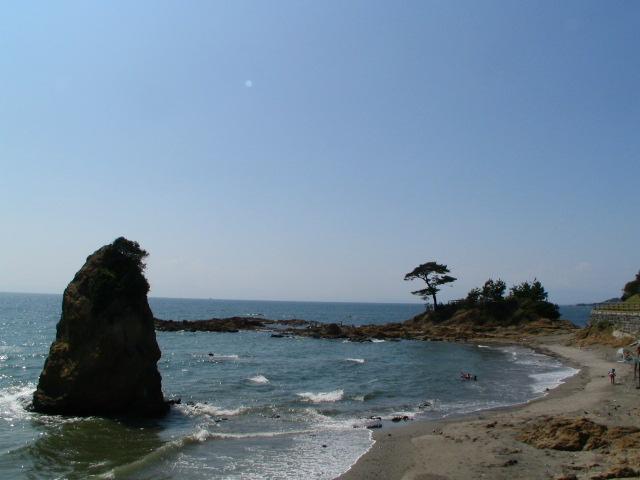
<box><xmin>33</xmin><ymin>237</ymin><xmax>168</xmax><ymax>417</ymax></box>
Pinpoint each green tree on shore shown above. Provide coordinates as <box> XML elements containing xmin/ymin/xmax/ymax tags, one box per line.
<box><xmin>481</xmin><ymin>279</ymin><xmax>507</xmax><ymax>302</ymax></box>
<box><xmin>509</xmin><ymin>279</ymin><xmax>548</xmax><ymax>302</ymax></box>
<box><xmin>461</xmin><ymin>278</ymin><xmax>559</xmax><ymax>323</ymax></box>
<box><xmin>404</xmin><ymin>262</ymin><xmax>456</xmax><ymax>309</ymax></box>
<box><xmin>622</xmin><ymin>271</ymin><xmax>640</xmax><ymax>301</ymax></box>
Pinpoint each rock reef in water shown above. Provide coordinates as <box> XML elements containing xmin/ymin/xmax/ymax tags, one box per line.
<box><xmin>33</xmin><ymin>237</ymin><xmax>168</xmax><ymax>417</ymax></box>
<box><xmin>154</xmin><ymin>317</ymin><xmax>313</xmax><ymax>333</ymax></box>
<box><xmin>154</xmin><ymin>314</ymin><xmax>576</xmax><ymax>343</ymax></box>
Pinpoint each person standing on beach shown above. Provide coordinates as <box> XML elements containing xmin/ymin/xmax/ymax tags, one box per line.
<box><xmin>608</xmin><ymin>368</ymin><xmax>616</xmax><ymax>385</ymax></box>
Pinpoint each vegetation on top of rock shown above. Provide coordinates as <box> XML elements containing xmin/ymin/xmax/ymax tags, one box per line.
<box><xmin>423</xmin><ymin>278</ymin><xmax>560</xmax><ymax>325</ymax></box>
<box><xmin>626</xmin><ymin>294</ymin><xmax>640</xmax><ymax>304</ymax></box>
<box><xmin>622</xmin><ymin>270</ymin><xmax>640</xmax><ymax>301</ymax></box>
<box><xmin>404</xmin><ymin>260</ymin><xmax>559</xmax><ymax>325</ymax></box>
<box><xmin>85</xmin><ymin>237</ymin><xmax>150</xmax><ymax>312</ymax></box>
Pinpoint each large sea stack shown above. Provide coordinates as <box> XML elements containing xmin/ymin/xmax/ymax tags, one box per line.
<box><xmin>33</xmin><ymin>237</ymin><xmax>168</xmax><ymax>416</ymax></box>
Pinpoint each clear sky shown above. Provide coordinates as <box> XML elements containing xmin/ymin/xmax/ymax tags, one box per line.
<box><xmin>1</xmin><ymin>1</ymin><xmax>638</xmax><ymax>304</ymax></box>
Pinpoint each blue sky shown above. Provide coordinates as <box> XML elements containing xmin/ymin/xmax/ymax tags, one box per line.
<box><xmin>1</xmin><ymin>1</ymin><xmax>638</xmax><ymax>304</ymax></box>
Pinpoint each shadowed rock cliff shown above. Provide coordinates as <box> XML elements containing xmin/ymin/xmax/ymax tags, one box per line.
<box><xmin>33</xmin><ymin>237</ymin><xmax>168</xmax><ymax>416</ymax></box>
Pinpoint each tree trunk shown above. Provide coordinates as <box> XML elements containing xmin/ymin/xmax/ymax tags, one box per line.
<box><xmin>432</xmin><ymin>293</ymin><xmax>438</xmax><ymax>309</ymax></box>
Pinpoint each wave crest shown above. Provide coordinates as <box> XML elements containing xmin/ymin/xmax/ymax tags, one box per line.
<box><xmin>206</xmin><ymin>354</ymin><xmax>239</xmax><ymax>360</ymax></box>
<box><xmin>248</xmin><ymin>375</ymin><xmax>269</xmax><ymax>384</ymax></box>
<box><xmin>175</xmin><ymin>403</ymin><xmax>246</xmax><ymax>417</ymax></box>
<box><xmin>529</xmin><ymin>368</ymin><xmax>580</xmax><ymax>394</ymax></box>
<box><xmin>0</xmin><ymin>384</ymin><xmax>35</xmax><ymax>420</ymax></box>
<box><xmin>297</xmin><ymin>389</ymin><xmax>344</xmax><ymax>403</ymax></box>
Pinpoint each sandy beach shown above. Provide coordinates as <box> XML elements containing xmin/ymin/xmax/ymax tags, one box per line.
<box><xmin>339</xmin><ymin>334</ymin><xmax>639</xmax><ymax>480</ymax></box>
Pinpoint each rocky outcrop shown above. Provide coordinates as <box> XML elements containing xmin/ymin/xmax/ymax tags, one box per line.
<box><xmin>154</xmin><ymin>314</ymin><xmax>576</xmax><ymax>343</ymax></box>
<box><xmin>154</xmin><ymin>317</ymin><xmax>314</xmax><ymax>332</ymax></box>
<box><xmin>33</xmin><ymin>238</ymin><xmax>168</xmax><ymax>417</ymax></box>
<box><xmin>570</xmin><ymin>321</ymin><xmax>634</xmax><ymax>348</ymax></box>
<box><xmin>590</xmin><ymin>466</ymin><xmax>639</xmax><ymax>479</ymax></box>
<box><xmin>518</xmin><ymin>417</ymin><xmax>640</xmax><ymax>451</ymax></box>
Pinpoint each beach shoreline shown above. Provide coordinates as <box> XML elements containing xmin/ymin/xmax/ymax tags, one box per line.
<box><xmin>338</xmin><ymin>333</ymin><xmax>635</xmax><ymax>480</ymax></box>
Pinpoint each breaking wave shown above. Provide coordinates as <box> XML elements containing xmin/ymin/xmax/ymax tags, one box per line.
<box><xmin>0</xmin><ymin>384</ymin><xmax>35</xmax><ymax>421</ymax></box>
<box><xmin>175</xmin><ymin>402</ymin><xmax>247</xmax><ymax>417</ymax></box>
<box><xmin>529</xmin><ymin>368</ymin><xmax>580</xmax><ymax>394</ymax></box>
<box><xmin>296</xmin><ymin>390</ymin><xmax>344</xmax><ymax>403</ymax></box>
<box><xmin>248</xmin><ymin>375</ymin><xmax>269</xmax><ymax>384</ymax></box>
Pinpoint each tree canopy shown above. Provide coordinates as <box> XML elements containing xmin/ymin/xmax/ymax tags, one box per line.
<box><xmin>88</xmin><ymin>237</ymin><xmax>150</xmax><ymax>311</ymax></box>
<box><xmin>404</xmin><ymin>261</ymin><xmax>456</xmax><ymax>308</ymax></box>
<box><xmin>622</xmin><ymin>270</ymin><xmax>640</xmax><ymax>301</ymax></box>
<box><xmin>508</xmin><ymin>279</ymin><xmax>548</xmax><ymax>302</ymax></box>
<box><xmin>111</xmin><ymin>237</ymin><xmax>149</xmax><ymax>271</ymax></box>
<box><xmin>481</xmin><ymin>279</ymin><xmax>507</xmax><ymax>302</ymax></box>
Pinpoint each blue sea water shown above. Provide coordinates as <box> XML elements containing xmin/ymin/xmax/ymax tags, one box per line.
<box><xmin>557</xmin><ymin>304</ymin><xmax>592</xmax><ymax>327</ymax></box>
<box><xmin>0</xmin><ymin>293</ymin><xmax>581</xmax><ymax>479</ymax></box>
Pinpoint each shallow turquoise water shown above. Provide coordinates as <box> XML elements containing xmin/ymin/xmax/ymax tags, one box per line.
<box><xmin>0</xmin><ymin>293</ymin><xmax>579</xmax><ymax>479</ymax></box>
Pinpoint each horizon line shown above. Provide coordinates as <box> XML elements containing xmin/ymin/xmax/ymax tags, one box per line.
<box><xmin>0</xmin><ymin>290</ymin><xmax>426</xmax><ymax>306</ymax></box>
<box><xmin>0</xmin><ymin>290</ymin><xmax>602</xmax><ymax>306</ymax></box>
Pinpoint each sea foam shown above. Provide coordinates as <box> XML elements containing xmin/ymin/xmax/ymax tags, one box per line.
<box><xmin>206</xmin><ymin>354</ymin><xmax>239</xmax><ymax>360</ymax></box>
<box><xmin>0</xmin><ymin>384</ymin><xmax>35</xmax><ymax>421</ymax></box>
<box><xmin>100</xmin><ymin>427</ymin><xmax>319</xmax><ymax>479</ymax></box>
<box><xmin>296</xmin><ymin>389</ymin><xmax>344</xmax><ymax>403</ymax></box>
<box><xmin>248</xmin><ymin>375</ymin><xmax>269</xmax><ymax>384</ymax></box>
<box><xmin>529</xmin><ymin>368</ymin><xmax>580</xmax><ymax>394</ymax></box>
<box><xmin>176</xmin><ymin>403</ymin><xmax>246</xmax><ymax>417</ymax></box>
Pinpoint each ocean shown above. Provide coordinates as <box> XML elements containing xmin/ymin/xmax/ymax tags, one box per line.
<box><xmin>0</xmin><ymin>293</ymin><xmax>584</xmax><ymax>479</ymax></box>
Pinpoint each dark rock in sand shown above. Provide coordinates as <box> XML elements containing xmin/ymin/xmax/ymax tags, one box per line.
<box><xmin>32</xmin><ymin>238</ymin><xmax>168</xmax><ymax>417</ymax></box>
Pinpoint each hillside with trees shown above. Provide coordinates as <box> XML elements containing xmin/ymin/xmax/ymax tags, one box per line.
<box><xmin>405</xmin><ymin>260</ymin><xmax>563</xmax><ymax>328</ymax></box>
